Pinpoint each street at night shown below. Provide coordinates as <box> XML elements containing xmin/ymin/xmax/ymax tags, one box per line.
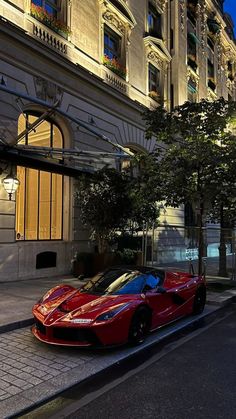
<box><xmin>17</xmin><ymin>305</ymin><xmax>236</xmax><ymax>419</ymax></box>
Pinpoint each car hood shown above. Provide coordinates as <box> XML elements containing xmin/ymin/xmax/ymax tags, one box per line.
<box><xmin>36</xmin><ymin>291</ymin><xmax>136</xmax><ymax>326</ymax></box>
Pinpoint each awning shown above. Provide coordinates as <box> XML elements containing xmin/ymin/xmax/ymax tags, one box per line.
<box><xmin>0</xmin><ymin>145</ymin><xmax>92</xmax><ymax>177</ymax></box>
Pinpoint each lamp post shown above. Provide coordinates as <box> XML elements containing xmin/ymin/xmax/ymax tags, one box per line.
<box><xmin>2</xmin><ymin>172</ymin><xmax>20</xmax><ymax>200</ymax></box>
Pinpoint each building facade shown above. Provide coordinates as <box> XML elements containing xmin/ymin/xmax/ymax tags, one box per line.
<box><xmin>0</xmin><ymin>0</ymin><xmax>235</xmax><ymax>281</ymax></box>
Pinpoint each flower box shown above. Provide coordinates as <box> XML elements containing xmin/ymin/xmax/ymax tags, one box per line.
<box><xmin>31</xmin><ymin>4</ymin><xmax>70</xmax><ymax>39</ymax></box>
<box><xmin>103</xmin><ymin>55</ymin><xmax>126</xmax><ymax>79</ymax></box>
<box><xmin>149</xmin><ymin>90</ymin><xmax>161</xmax><ymax>102</ymax></box>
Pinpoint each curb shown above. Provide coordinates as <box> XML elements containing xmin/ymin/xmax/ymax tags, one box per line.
<box><xmin>0</xmin><ymin>318</ymin><xmax>34</xmax><ymax>335</ymax></box>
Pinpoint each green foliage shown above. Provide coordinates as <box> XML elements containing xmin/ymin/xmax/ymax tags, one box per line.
<box><xmin>75</xmin><ymin>167</ymin><xmax>131</xmax><ymax>253</ymax></box>
<box><xmin>144</xmin><ymin>97</ymin><xmax>236</xmax><ymax>274</ymax></box>
<box><xmin>143</xmin><ymin>98</ymin><xmax>236</xmax><ymax>210</ymax></box>
<box><xmin>127</xmin><ymin>154</ymin><xmax>161</xmax><ymax>230</ymax></box>
<box><xmin>116</xmin><ymin>248</ymin><xmax>139</xmax><ymax>265</ymax></box>
<box><xmin>75</xmin><ymin>160</ymin><xmax>162</xmax><ymax>253</ymax></box>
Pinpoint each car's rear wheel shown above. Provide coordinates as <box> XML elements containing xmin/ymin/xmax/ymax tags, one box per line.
<box><xmin>192</xmin><ymin>286</ymin><xmax>206</xmax><ymax>315</ymax></box>
<box><xmin>128</xmin><ymin>308</ymin><xmax>151</xmax><ymax>345</ymax></box>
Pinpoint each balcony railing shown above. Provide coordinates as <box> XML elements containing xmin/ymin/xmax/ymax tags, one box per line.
<box><xmin>26</xmin><ymin>15</ymin><xmax>68</xmax><ymax>55</ymax></box>
<box><xmin>103</xmin><ymin>67</ymin><xmax>127</xmax><ymax>94</ymax></box>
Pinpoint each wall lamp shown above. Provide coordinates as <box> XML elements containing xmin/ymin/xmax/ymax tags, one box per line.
<box><xmin>2</xmin><ymin>170</ymin><xmax>20</xmax><ymax>200</ymax></box>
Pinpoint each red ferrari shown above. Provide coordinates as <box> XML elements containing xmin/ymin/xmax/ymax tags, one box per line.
<box><xmin>32</xmin><ymin>266</ymin><xmax>206</xmax><ymax>347</ymax></box>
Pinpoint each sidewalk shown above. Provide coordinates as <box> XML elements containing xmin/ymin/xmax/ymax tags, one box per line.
<box><xmin>0</xmin><ymin>275</ymin><xmax>83</xmax><ymax>333</ymax></box>
<box><xmin>0</xmin><ymin>273</ymin><xmax>236</xmax><ymax>418</ymax></box>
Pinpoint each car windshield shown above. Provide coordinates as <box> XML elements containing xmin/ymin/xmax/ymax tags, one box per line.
<box><xmin>79</xmin><ymin>268</ymin><xmax>162</xmax><ymax>295</ymax></box>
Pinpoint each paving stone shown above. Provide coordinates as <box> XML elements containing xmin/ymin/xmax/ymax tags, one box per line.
<box><xmin>0</xmin><ymin>392</ymin><xmax>10</xmax><ymax>401</ymax></box>
<box><xmin>0</xmin><ymin>380</ymin><xmax>10</xmax><ymax>390</ymax></box>
<box><xmin>25</xmin><ymin>376</ymin><xmax>43</xmax><ymax>385</ymax></box>
<box><xmin>5</xmin><ymin>385</ymin><xmax>23</xmax><ymax>395</ymax></box>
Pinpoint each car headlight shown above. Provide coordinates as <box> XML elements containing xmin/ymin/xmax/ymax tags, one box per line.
<box><xmin>95</xmin><ymin>303</ymin><xmax>129</xmax><ymax>322</ymax></box>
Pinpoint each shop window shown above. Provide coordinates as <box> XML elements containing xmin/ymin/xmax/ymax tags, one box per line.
<box><xmin>16</xmin><ymin>114</ymin><xmax>63</xmax><ymax>241</ymax></box>
<box><xmin>148</xmin><ymin>3</ymin><xmax>162</xmax><ymax>39</ymax></box>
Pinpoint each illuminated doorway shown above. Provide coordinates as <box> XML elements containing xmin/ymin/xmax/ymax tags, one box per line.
<box><xmin>16</xmin><ymin>113</ymin><xmax>64</xmax><ymax>240</ymax></box>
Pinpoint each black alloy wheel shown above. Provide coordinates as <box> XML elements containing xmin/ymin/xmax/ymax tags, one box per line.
<box><xmin>129</xmin><ymin>308</ymin><xmax>150</xmax><ymax>345</ymax></box>
<box><xmin>192</xmin><ymin>286</ymin><xmax>206</xmax><ymax>315</ymax></box>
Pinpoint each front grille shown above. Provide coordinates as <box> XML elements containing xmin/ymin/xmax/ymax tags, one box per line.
<box><xmin>35</xmin><ymin>319</ymin><xmax>46</xmax><ymax>335</ymax></box>
<box><xmin>53</xmin><ymin>327</ymin><xmax>100</xmax><ymax>344</ymax></box>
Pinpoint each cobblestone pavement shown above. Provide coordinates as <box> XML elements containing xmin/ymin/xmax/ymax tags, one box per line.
<box><xmin>0</xmin><ymin>305</ymin><xmax>219</xmax><ymax>419</ymax></box>
<box><xmin>0</xmin><ymin>327</ymin><xmax>97</xmax><ymax>418</ymax></box>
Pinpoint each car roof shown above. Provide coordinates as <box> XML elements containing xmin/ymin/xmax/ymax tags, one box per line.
<box><xmin>103</xmin><ymin>265</ymin><xmax>165</xmax><ymax>276</ymax></box>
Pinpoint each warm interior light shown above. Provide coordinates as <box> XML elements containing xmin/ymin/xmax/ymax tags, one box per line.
<box><xmin>2</xmin><ymin>174</ymin><xmax>20</xmax><ymax>200</ymax></box>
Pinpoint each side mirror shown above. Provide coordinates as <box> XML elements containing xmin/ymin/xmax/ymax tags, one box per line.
<box><xmin>157</xmin><ymin>286</ymin><xmax>166</xmax><ymax>294</ymax></box>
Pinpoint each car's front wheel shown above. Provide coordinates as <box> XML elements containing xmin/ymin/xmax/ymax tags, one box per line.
<box><xmin>192</xmin><ymin>286</ymin><xmax>206</xmax><ymax>315</ymax></box>
<box><xmin>128</xmin><ymin>308</ymin><xmax>151</xmax><ymax>345</ymax></box>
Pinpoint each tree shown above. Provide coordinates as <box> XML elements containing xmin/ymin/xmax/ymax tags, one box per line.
<box><xmin>75</xmin><ymin>159</ymin><xmax>162</xmax><ymax>254</ymax></box>
<box><xmin>75</xmin><ymin>167</ymin><xmax>132</xmax><ymax>253</ymax></box>
<box><xmin>144</xmin><ymin>98</ymin><xmax>236</xmax><ymax>275</ymax></box>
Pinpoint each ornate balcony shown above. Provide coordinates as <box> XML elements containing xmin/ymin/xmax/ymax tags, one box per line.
<box><xmin>26</xmin><ymin>16</ymin><xmax>68</xmax><ymax>56</ymax></box>
<box><xmin>103</xmin><ymin>67</ymin><xmax>128</xmax><ymax>94</ymax></box>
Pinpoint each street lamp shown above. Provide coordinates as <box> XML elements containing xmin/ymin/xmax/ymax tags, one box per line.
<box><xmin>2</xmin><ymin>172</ymin><xmax>20</xmax><ymax>200</ymax></box>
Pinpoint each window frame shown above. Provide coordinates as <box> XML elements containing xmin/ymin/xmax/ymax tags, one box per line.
<box><xmin>148</xmin><ymin>3</ymin><xmax>162</xmax><ymax>38</ymax></box>
<box><xmin>104</xmin><ymin>25</ymin><xmax>121</xmax><ymax>61</ymax></box>
<box><xmin>16</xmin><ymin>112</ymin><xmax>64</xmax><ymax>242</ymax></box>
<box><xmin>148</xmin><ymin>62</ymin><xmax>160</xmax><ymax>94</ymax></box>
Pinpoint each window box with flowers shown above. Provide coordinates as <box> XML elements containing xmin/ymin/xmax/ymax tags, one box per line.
<box><xmin>103</xmin><ymin>55</ymin><xmax>126</xmax><ymax>80</ymax></box>
<box><xmin>149</xmin><ymin>90</ymin><xmax>161</xmax><ymax>103</ymax></box>
<box><xmin>31</xmin><ymin>4</ymin><xmax>70</xmax><ymax>39</ymax></box>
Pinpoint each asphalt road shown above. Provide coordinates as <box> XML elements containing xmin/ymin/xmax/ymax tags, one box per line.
<box><xmin>22</xmin><ymin>306</ymin><xmax>236</xmax><ymax>419</ymax></box>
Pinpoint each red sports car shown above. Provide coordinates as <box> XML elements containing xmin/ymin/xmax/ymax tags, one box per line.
<box><xmin>32</xmin><ymin>266</ymin><xmax>206</xmax><ymax>347</ymax></box>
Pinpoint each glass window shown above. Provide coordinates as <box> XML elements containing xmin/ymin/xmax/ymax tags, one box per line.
<box><xmin>148</xmin><ymin>4</ymin><xmax>162</xmax><ymax>38</ymax></box>
<box><xmin>104</xmin><ymin>26</ymin><xmax>121</xmax><ymax>60</ymax></box>
<box><xmin>80</xmin><ymin>268</ymin><xmax>164</xmax><ymax>295</ymax></box>
<box><xmin>32</xmin><ymin>0</ymin><xmax>59</xmax><ymax>18</ymax></box>
<box><xmin>149</xmin><ymin>63</ymin><xmax>160</xmax><ymax>93</ymax></box>
<box><xmin>16</xmin><ymin>113</ymin><xmax>63</xmax><ymax>241</ymax></box>
<box><xmin>187</xmin><ymin>79</ymin><xmax>197</xmax><ymax>102</ymax></box>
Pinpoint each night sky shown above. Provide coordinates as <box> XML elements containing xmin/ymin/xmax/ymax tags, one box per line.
<box><xmin>224</xmin><ymin>0</ymin><xmax>236</xmax><ymax>34</ymax></box>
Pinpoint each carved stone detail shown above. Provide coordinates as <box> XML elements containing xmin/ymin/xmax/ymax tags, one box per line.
<box><xmin>199</xmin><ymin>1</ymin><xmax>207</xmax><ymax>54</ymax></box>
<box><xmin>103</xmin><ymin>10</ymin><xmax>126</xmax><ymax>34</ymax></box>
<box><xmin>179</xmin><ymin>0</ymin><xmax>185</xmax><ymax>32</ymax></box>
<box><xmin>152</xmin><ymin>0</ymin><xmax>168</xmax><ymax>12</ymax></box>
<box><xmin>147</xmin><ymin>51</ymin><xmax>165</xmax><ymax>70</ymax></box>
<box><xmin>34</xmin><ymin>77</ymin><xmax>63</xmax><ymax>104</ymax></box>
<box><xmin>187</xmin><ymin>68</ymin><xmax>199</xmax><ymax>86</ymax></box>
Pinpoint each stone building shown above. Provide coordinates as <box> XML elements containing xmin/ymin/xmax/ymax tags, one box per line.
<box><xmin>0</xmin><ymin>0</ymin><xmax>235</xmax><ymax>280</ymax></box>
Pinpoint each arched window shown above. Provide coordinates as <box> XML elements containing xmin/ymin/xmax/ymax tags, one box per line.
<box><xmin>16</xmin><ymin>113</ymin><xmax>64</xmax><ymax>240</ymax></box>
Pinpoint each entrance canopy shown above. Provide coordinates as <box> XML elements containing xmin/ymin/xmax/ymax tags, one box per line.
<box><xmin>0</xmin><ymin>84</ymin><xmax>133</xmax><ymax>177</ymax></box>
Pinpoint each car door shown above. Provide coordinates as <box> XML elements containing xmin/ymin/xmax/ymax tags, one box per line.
<box><xmin>143</xmin><ymin>273</ymin><xmax>175</xmax><ymax>329</ymax></box>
